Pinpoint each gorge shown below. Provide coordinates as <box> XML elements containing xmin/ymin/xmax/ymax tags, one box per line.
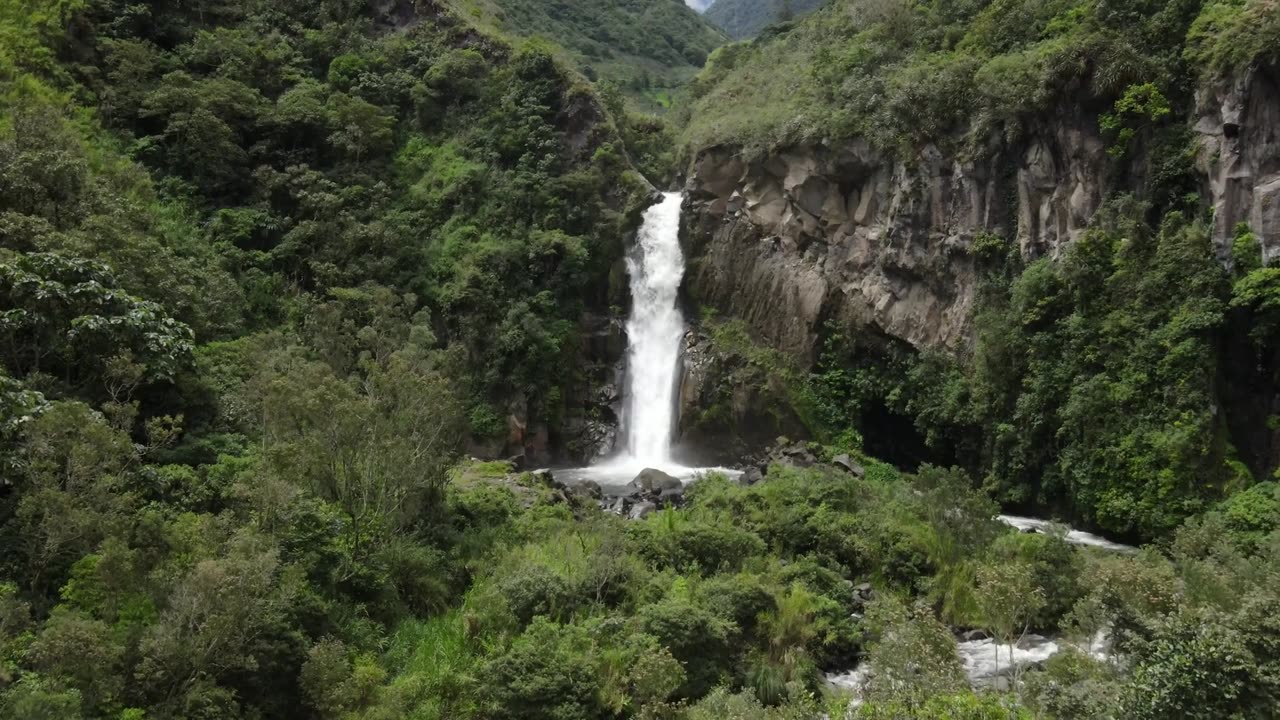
<box><xmin>2</xmin><ymin>0</ymin><xmax>1279</xmax><ymax>718</ymax></box>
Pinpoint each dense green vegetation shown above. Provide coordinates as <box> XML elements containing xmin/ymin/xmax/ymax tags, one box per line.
<box><xmin>0</xmin><ymin>0</ymin><xmax>660</xmax><ymax>456</ymax></box>
<box><xmin>889</xmin><ymin>204</ymin><xmax>1244</xmax><ymax>539</ymax></box>
<box><xmin>0</xmin><ymin>0</ymin><xmax>655</xmax><ymax>710</ymax></box>
<box><xmin>705</xmin><ymin>0</ymin><xmax>827</xmax><ymax>40</ymax></box>
<box><xmin>675</xmin><ymin>0</ymin><xmax>1280</xmax><ymax>542</ymax></box>
<box><xmin>679</xmin><ymin>0</ymin><xmax>1278</xmax><ymax>156</ymax></box>
<box><xmin>451</xmin><ymin>0</ymin><xmax>726</xmax><ymax>111</ymax></box>
<box><xmin>2</xmin><ymin>0</ymin><xmax>1280</xmax><ymax>717</ymax></box>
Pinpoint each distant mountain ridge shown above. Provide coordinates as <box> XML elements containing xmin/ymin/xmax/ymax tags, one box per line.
<box><xmin>452</xmin><ymin>0</ymin><xmax>726</xmax><ymax>109</ymax></box>
<box><xmin>705</xmin><ymin>0</ymin><xmax>826</xmax><ymax>39</ymax></box>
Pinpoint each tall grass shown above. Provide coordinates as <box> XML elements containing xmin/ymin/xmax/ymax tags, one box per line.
<box><xmin>379</xmin><ymin>612</ymin><xmax>477</xmax><ymax>720</ymax></box>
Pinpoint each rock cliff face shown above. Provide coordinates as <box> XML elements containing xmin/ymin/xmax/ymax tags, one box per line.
<box><xmin>680</xmin><ymin>110</ymin><xmax>1115</xmax><ymax>365</ymax></box>
<box><xmin>680</xmin><ymin>68</ymin><xmax>1279</xmax><ymax>364</ymax></box>
<box><xmin>1197</xmin><ymin>64</ymin><xmax>1280</xmax><ymax>265</ymax></box>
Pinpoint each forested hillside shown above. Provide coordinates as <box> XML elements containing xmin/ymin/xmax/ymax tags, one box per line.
<box><xmin>2</xmin><ymin>0</ymin><xmax>1280</xmax><ymax>719</ymax></box>
<box><xmin>704</xmin><ymin>0</ymin><xmax>826</xmax><ymax>40</ymax></box>
<box><xmin>451</xmin><ymin>0</ymin><xmax>726</xmax><ymax>110</ymax></box>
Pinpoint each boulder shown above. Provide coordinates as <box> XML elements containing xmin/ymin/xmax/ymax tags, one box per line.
<box><xmin>851</xmin><ymin>582</ymin><xmax>875</xmax><ymax>612</ymax></box>
<box><xmin>629</xmin><ymin>501</ymin><xmax>657</xmax><ymax>520</ymax></box>
<box><xmin>632</xmin><ymin>467</ymin><xmax>682</xmax><ymax>494</ymax></box>
<box><xmin>658</xmin><ymin>486</ymin><xmax>685</xmax><ymax>507</ymax></box>
<box><xmin>739</xmin><ymin>466</ymin><xmax>764</xmax><ymax>486</ymax></box>
<box><xmin>773</xmin><ymin>441</ymin><xmax>816</xmax><ymax>467</ymax></box>
<box><xmin>570</xmin><ymin>479</ymin><xmax>603</xmax><ymax>500</ymax></box>
<box><xmin>959</xmin><ymin>629</ymin><xmax>991</xmax><ymax>643</ymax></box>
<box><xmin>832</xmin><ymin>454</ymin><xmax>866</xmax><ymax>477</ymax></box>
<box><xmin>782</xmin><ymin>443</ymin><xmax>807</xmax><ymax>457</ymax></box>
<box><xmin>613</xmin><ymin>483</ymin><xmax>645</xmax><ymax>500</ymax></box>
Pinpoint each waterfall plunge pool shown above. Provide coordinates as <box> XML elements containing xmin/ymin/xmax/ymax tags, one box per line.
<box><xmin>555</xmin><ymin>461</ymin><xmax>741</xmax><ymax>492</ymax></box>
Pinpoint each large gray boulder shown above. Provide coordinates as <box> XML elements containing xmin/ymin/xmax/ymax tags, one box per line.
<box><xmin>632</xmin><ymin>467</ymin><xmax>682</xmax><ymax>494</ymax></box>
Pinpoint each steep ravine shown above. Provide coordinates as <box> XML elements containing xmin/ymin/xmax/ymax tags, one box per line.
<box><xmin>675</xmin><ymin>64</ymin><xmax>1280</xmax><ymax>462</ymax></box>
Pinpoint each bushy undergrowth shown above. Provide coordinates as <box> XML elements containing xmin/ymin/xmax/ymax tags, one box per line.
<box><xmin>255</xmin><ymin>460</ymin><xmax>1280</xmax><ymax>719</ymax></box>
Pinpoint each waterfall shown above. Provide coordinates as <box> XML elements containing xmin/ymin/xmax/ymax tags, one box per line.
<box><xmin>620</xmin><ymin>192</ymin><xmax>685</xmax><ymax>465</ymax></box>
<box><xmin>555</xmin><ymin>190</ymin><xmax>739</xmax><ymax>487</ymax></box>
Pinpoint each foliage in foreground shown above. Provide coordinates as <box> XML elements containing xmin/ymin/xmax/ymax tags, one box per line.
<box><xmin>3</xmin><ymin>431</ymin><xmax>1279</xmax><ymax>719</ymax></box>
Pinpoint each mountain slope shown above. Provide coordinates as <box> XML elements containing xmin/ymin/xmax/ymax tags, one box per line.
<box><xmin>452</xmin><ymin>0</ymin><xmax>726</xmax><ymax>109</ymax></box>
<box><xmin>675</xmin><ymin>0</ymin><xmax>1280</xmax><ymax>538</ymax></box>
<box><xmin>704</xmin><ymin>0</ymin><xmax>826</xmax><ymax>39</ymax></box>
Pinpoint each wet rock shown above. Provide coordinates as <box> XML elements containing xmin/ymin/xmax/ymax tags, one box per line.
<box><xmin>632</xmin><ymin>467</ymin><xmax>681</xmax><ymax>494</ymax></box>
<box><xmin>775</xmin><ymin>442</ymin><xmax>816</xmax><ymax>467</ymax></box>
<box><xmin>629</xmin><ymin>501</ymin><xmax>657</xmax><ymax>520</ymax></box>
<box><xmin>959</xmin><ymin>629</ymin><xmax>991</xmax><ymax>643</ymax></box>
<box><xmin>658</xmin><ymin>486</ymin><xmax>685</xmax><ymax>507</ymax></box>
<box><xmin>612</xmin><ymin>483</ymin><xmax>644</xmax><ymax>500</ymax></box>
<box><xmin>739</xmin><ymin>466</ymin><xmax>764</xmax><ymax>486</ymax></box>
<box><xmin>570</xmin><ymin>479</ymin><xmax>603</xmax><ymax>500</ymax></box>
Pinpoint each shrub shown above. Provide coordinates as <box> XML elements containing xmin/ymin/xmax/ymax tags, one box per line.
<box><xmin>480</xmin><ymin>618</ymin><xmax>605</xmax><ymax>720</ymax></box>
<box><xmin>637</xmin><ymin>596</ymin><xmax>738</xmax><ymax>698</ymax></box>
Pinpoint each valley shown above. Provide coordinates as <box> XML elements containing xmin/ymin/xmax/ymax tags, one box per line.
<box><xmin>1</xmin><ymin>0</ymin><xmax>1278</xmax><ymax>718</ymax></box>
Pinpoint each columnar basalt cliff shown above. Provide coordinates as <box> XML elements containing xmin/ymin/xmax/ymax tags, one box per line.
<box><xmin>676</xmin><ymin>67</ymin><xmax>1280</xmax><ymax>454</ymax></box>
<box><xmin>681</xmin><ymin>70</ymin><xmax>1279</xmax><ymax>361</ymax></box>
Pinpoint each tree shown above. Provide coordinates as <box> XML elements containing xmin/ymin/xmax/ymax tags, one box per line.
<box><xmin>325</xmin><ymin>92</ymin><xmax>394</xmax><ymax>164</ymax></box>
<box><xmin>24</xmin><ymin>607</ymin><xmax>124</xmax><ymax>716</ymax></box>
<box><xmin>0</xmin><ymin>252</ymin><xmax>194</xmax><ymax>387</ymax></box>
<box><xmin>1120</xmin><ymin>610</ymin><xmax>1262</xmax><ymax>720</ymax></box>
<box><xmin>136</xmin><ymin>530</ymin><xmax>304</xmax><ymax>714</ymax></box>
<box><xmin>257</xmin><ymin>292</ymin><xmax>465</xmax><ymax>558</ymax></box>
<box><xmin>975</xmin><ymin>561</ymin><xmax>1045</xmax><ymax>688</ymax></box>
<box><xmin>637</xmin><ymin>595</ymin><xmax>737</xmax><ymax>698</ymax></box>
<box><xmin>3</xmin><ymin>402</ymin><xmax>136</xmax><ymax>601</ymax></box>
<box><xmin>480</xmin><ymin>618</ymin><xmax>605</xmax><ymax>720</ymax></box>
<box><xmin>139</xmin><ymin>72</ymin><xmax>262</xmax><ymax>195</ymax></box>
<box><xmin>859</xmin><ymin>598</ymin><xmax>966</xmax><ymax>711</ymax></box>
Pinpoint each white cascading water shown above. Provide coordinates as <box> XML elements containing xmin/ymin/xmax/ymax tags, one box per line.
<box><xmin>559</xmin><ymin>190</ymin><xmax>736</xmax><ymax>487</ymax></box>
<box><xmin>620</xmin><ymin>192</ymin><xmax>685</xmax><ymax>464</ymax></box>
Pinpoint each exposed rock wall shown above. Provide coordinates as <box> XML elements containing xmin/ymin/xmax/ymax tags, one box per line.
<box><xmin>681</xmin><ymin>69</ymin><xmax>1278</xmax><ymax>365</ymax></box>
<box><xmin>1197</xmin><ymin>64</ymin><xmax>1280</xmax><ymax>265</ymax></box>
